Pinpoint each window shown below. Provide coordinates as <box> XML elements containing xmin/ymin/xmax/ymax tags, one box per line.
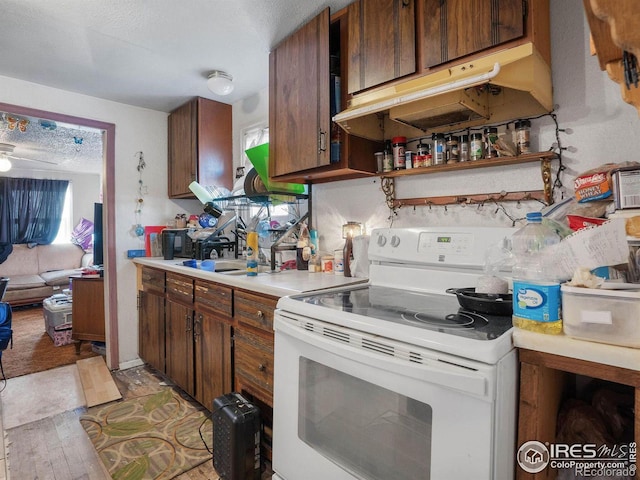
<box><xmin>53</xmin><ymin>183</ymin><xmax>72</xmax><ymax>244</ymax></box>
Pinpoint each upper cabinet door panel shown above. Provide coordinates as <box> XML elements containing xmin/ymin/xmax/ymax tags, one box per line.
<box><xmin>197</xmin><ymin>98</ymin><xmax>233</xmax><ymax>191</ymax></box>
<box><xmin>422</xmin><ymin>0</ymin><xmax>524</xmax><ymax>68</ymax></box>
<box><xmin>168</xmin><ymin>100</ymin><xmax>197</xmax><ymax>197</ymax></box>
<box><xmin>348</xmin><ymin>0</ymin><xmax>416</xmax><ymax>94</ymax></box>
<box><xmin>269</xmin><ymin>8</ymin><xmax>330</xmax><ymax>177</ymax></box>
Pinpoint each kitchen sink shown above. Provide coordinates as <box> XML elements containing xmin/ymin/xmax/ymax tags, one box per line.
<box><xmin>174</xmin><ymin>259</ymin><xmax>272</xmax><ymax>274</ymax></box>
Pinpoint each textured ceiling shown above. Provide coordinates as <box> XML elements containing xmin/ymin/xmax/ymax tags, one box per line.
<box><xmin>0</xmin><ymin>0</ymin><xmax>353</xmax><ymax>174</ymax></box>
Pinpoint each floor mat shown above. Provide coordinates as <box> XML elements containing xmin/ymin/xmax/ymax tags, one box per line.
<box><xmin>80</xmin><ymin>388</ymin><xmax>213</xmax><ymax>480</ymax></box>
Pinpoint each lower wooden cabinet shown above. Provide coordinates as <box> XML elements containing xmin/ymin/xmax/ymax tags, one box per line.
<box><xmin>137</xmin><ymin>268</ymin><xmax>276</xmax><ymax>432</ymax></box>
<box><xmin>193</xmin><ymin>309</ymin><xmax>232</xmax><ymax>410</ymax></box>
<box><xmin>165</xmin><ymin>300</ymin><xmax>194</xmax><ymax>394</ymax></box>
<box><xmin>138</xmin><ymin>290</ymin><xmax>165</xmax><ymax>373</ymax></box>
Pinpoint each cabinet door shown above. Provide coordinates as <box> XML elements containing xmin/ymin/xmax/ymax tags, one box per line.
<box><xmin>168</xmin><ymin>99</ymin><xmax>197</xmax><ymax>197</ymax></box>
<box><xmin>422</xmin><ymin>0</ymin><xmax>524</xmax><ymax>68</ymax></box>
<box><xmin>165</xmin><ymin>300</ymin><xmax>194</xmax><ymax>394</ymax></box>
<box><xmin>71</xmin><ymin>277</ymin><xmax>105</xmax><ymax>342</ymax></box>
<box><xmin>196</xmin><ymin>98</ymin><xmax>233</xmax><ymax>191</ymax></box>
<box><xmin>269</xmin><ymin>8</ymin><xmax>330</xmax><ymax>177</ymax></box>
<box><xmin>138</xmin><ymin>290</ymin><xmax>165</xmax><ymax>373</ymax></box>
<box><xmin>168</xmin><ymin>98</ymin><xmax>233</xmax><ymax>198</ymax></box>
<box><xmin>234</xmin><ymin>327</ymin><xmax>274</xmax><ymax>406</ymax></box>
<box><xmin>193</xmin><ymin>311</ymin><xmax>232</xmax><ymax>411</ymax></box>
<box><xmin>347</xmin><ymin>0</ymin><xmax>416</xmax><ymax>94</ymax></box>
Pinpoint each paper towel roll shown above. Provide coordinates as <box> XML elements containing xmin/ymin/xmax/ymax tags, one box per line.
<box><xmin>188</xmin><ymin>181</ymin><xmax>213</xmax><ymax>204</ymax></box>
<box><xmin>351</xmin><ymin>235</ymin><xmax>370</xmax><ymax>278</ymax></box>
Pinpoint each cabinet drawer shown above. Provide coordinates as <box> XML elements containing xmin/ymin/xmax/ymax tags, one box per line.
<box><xmin>234</xmin><ymin>291</ymin><xmax>277</xmax><ymax>332</ymax></box>
<box><xmin>166</xmin><ymin>272</ymin><xmax>193</xmax><ymax>304</ymax></box>
<box><xmin>234</xmin><ymin>328</ymin><xmax>274</xmax><ymax>399</ymax></box>
<box><xmin>141</xmin><ymin>267</ymin><xmax>165</xmax><ymax>294</ymax></box>
<box><xmin>194</xmin><ymin>280</ymin><xmax>232</xmax><ymax>317</ymax></box>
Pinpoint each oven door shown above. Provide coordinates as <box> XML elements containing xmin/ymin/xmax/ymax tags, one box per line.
<box><xmin>273</xmin><ymin>311</ymin><xmax>516</xmax><ymax>480</ymax></box>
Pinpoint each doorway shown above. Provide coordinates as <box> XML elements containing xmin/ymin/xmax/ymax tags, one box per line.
<box><xmin>0</xmin><ymin>101</ymin><xmax>118</xmax><ymax>369</ymax></box>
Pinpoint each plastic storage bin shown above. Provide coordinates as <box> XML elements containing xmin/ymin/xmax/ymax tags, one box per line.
<box><xmin>43</xmin><ymin>294</ymin><xmax>73</xmax><ymax>346</ymax></box>
<box><xmin>561</xmin><ymin>285</ymin><xmax>640</xmax><ymax>348</ymax></box>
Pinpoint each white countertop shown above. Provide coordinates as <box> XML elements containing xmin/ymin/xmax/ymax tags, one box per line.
<box><xmin>513</xmin><ymin>329</ymin><xmax>640</xmax><ymax>372</ymax></box>
<box><xmin>133</xmin><ymin>257</ymin><xmax>368</xmax><ymax>298</ymax></box>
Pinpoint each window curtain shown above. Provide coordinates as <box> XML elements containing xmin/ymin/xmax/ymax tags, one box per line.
<box><xmin>0</xmin><ymin>178</ymin><xmax>69</xmax><ymax>245</ymax></box>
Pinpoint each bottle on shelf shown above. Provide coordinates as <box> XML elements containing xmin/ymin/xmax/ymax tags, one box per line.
<box><xmin>511</xmin><ymin>212</ymin><xmax>563</xmax><ymax>334</ymax></box>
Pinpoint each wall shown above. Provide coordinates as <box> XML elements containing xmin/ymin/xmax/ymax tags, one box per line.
<box><xmin>0</xmin><ymin>75</ymin><xmax>173</xmax><ymax>369</ymax></box>
<box><xmin>309</xmin><ymin>0</ymin><xmax>640</xmax><ymax>253</ymax></box>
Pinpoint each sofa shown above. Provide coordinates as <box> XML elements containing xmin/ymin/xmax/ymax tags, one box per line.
<box><xmin>0</xmin><ymin>243</ymin><xmax>92</xmax><ymax>306</ymax></box>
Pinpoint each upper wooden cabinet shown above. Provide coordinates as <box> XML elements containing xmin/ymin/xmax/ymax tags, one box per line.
<box><xmin>583</xmin><ymin>0</ymin><xmax>640</xmax><ymax>114</ymax></box>
<box><xmin>269</xmin><ymin>8</ymin><xmax>382</xmax><ymax>183</ymax></box>
<box><xmin>347</xmin><ymin>0</ymin><xmax>416</xmax><ymax>94</ymax></box>
<box><xmin>421</xmin><ymin>0</ymin><xmax>524</xmax><ymax>68</ymax></box>
<box><xmin>168</xmin><ymin>97</ymin><xmax>232</xmax><ymax>198</ymax></box>
<box><xmin>269</xmin><ymin>9</ymin><xmax>330</xmax><ymax>178</ymax></box>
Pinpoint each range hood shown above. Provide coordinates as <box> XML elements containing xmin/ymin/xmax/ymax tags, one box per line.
<box><xmin>333</xmin><ymin>43</ymin><xmax>553</xmax><ymax>141</ymax></box>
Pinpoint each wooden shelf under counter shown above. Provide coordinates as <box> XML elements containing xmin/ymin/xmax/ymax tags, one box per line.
<box><xmin>515</xmin><ymin>331</ymin><xmax>640</xmax><ymax>480</ymax></box>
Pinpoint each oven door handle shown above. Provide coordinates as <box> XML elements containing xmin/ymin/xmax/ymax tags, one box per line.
<box><xmin>276</xmin><ymin>316</ymin><xmax>488</xmax><ymax>397</ymax></box>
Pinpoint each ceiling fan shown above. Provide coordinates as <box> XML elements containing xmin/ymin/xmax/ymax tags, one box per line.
<box><xmin>0</xmin><ymin>143</ymin><xmax>57</xmax><ymax>172</ymax></box>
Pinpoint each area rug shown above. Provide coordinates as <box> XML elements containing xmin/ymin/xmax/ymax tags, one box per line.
<box><xmin>80</xmin><ymin>388</ymin><xmax>213</xmax><ymax>480</ymax></box>
<box><xmin>3</xmin><ymin>306</ymin><xmax>98</xmax><ymax>379</ymax></box>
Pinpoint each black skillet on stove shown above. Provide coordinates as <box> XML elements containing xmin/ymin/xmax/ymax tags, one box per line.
<box><xmin>445</xmin><ymin>287</ymin><xmax>513</xmax><ymax>316</ymax></box>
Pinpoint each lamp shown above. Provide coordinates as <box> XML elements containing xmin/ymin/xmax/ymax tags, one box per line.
<box><xmin>207</xmin><ymin>70</ymin><xmax>234</xmax><ymax>96</ymax></box>
<box><xmin>342</xmin><ymin>221</ymin><xmax>362</xmax><ymax>277</ymax></box>
<box><xmin>0</xmin><ymin>157</ymin><xmax>11</xmax><ymax>172</ymax></box>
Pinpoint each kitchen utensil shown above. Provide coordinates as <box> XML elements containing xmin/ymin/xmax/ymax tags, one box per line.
<box><xmin>446</xmin><ymin>287</ymin><xmax>513</xmax><ymax>315</ymax></box>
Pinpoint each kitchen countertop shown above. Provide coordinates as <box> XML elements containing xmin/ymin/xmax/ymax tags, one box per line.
<box><xmin>133</xmin><ymin>257</ymin><xmax>368</xmax><ymax>297</ymax></box>
<box><xmin>513</xmin><ymin>329</ymin><xmax>640</xmax><ymax>372</ymax></box>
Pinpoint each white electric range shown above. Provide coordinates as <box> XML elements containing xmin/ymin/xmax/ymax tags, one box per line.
<box><xmin>272</xmin><ymin>226</ymin><xmax>519</xmax><ymax>480</ymax></box>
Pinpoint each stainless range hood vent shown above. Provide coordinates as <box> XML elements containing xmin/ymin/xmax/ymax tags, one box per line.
<box><xmin>333</xmin><ymin>43</ymin><xmax>552</xmax><ymax>141</ymax></box>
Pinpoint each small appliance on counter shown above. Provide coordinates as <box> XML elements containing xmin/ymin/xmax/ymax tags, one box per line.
<box><xmin>161</xmin><ymin>229</ymin><xmax>193</xmax><ymax>259</ymax></box>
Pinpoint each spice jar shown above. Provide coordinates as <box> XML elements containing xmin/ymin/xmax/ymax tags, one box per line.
<box><xmin>432</xmin><ymin>133</ymin><xmax>446</xmax><ymax>165</ymax></box>
<box><xmin>374</xmin><ymin>152</ymin><xmax>384</xmax><ymax>173</ymax></box>
<box><xmin>415</xmin><ymin>141</ymin><xmax>429</xmax><ymax>168</ymax></box>
<box><xmin>484</xmin><ymin>127</ymin><xmax>498</xmax><ymax>158</ymax></box>
<box><xmin>515</xmin><ymin>120</ymin><xmax>531</xmax><ymax>155</ymax></box>
<box><xmin>445</xmin><ymin>135</ymin><xmax>459</xmax><ymax>164</ymax></box>
<box><xmin>459</xmin><ymin>135</ymin><xmax>470</xmax><ymax>162</ymax></box>
<box><xmin>383</xmin><ymin>140</ymin><xmax>393</xmax><ymax>172</ymax></box>
<box><xmin>404</xmin><ymin>151</ymin><xmax>414</xmax><ymax>169</ymax></box>
<box><xmin>470</xmin><ymin>133</ymin><xmax>484</xmax><ymax>160</ymax></box>
<box><xmin>392</xmin><ymin>136</ymin><xmax>407</xmax><ymax>170</ymax></box>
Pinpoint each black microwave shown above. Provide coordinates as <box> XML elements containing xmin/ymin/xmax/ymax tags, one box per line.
<box><xmin>161</xmin><ymin>229</ymin><xmax>194</xmax><ymax>258</ymax></box>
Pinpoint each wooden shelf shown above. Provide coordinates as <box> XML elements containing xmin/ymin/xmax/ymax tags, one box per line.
<box><xmin>379</xmin><ymin>151</ymin><xmax>557</xmax><ymax>179</ymax></box>
<box><xmin>381</xmin><ymin>151</ymin><xmax>558</xmax><ymax>207</ymax></box>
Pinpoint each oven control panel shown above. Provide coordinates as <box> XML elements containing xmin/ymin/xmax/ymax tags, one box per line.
<box><xmin>369</xmin><ymin>227</ymin><xmax>516</xmax><ymax>267</ymax></box>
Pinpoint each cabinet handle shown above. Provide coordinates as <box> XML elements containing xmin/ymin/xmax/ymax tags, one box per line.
<box><xmin>258</xmin><ymin>363</ymin><xmax>266</xmax><ymax>372</ymax></box>
<box><xmin>401</xmin><ymin>0</ymin><xmax>410</xmax><ymax>7</ymax></box>
<box><xmin>319</xmin><ymin>130</ymin><xmax>327</xmax><ymax>152</ymax></box>
<box><xmin>193</xmin><ymin>314</ymin><xmax>202</xmax><ymax>341</ymax></box>
<box><xmin>255</xmin><ymin>310</ymin><xmax>264</xmax><ymax>319</ymax></box>
<box><xmin>186</xmin><ymin>315</ymin><xmax>192</xmax><ymax>333</ymax></box>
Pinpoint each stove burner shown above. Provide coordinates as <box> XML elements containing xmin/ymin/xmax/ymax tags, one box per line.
<box><xmin>401</xmin><ymin>309</ymin><xmax>489</xmax><ymax>330</ymax></box>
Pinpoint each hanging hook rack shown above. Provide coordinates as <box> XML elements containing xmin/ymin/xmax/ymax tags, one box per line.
<box><xmin>392</xmin><ymin>190</ymin><xmax>547</xmax><ymax>209</ymax></box>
